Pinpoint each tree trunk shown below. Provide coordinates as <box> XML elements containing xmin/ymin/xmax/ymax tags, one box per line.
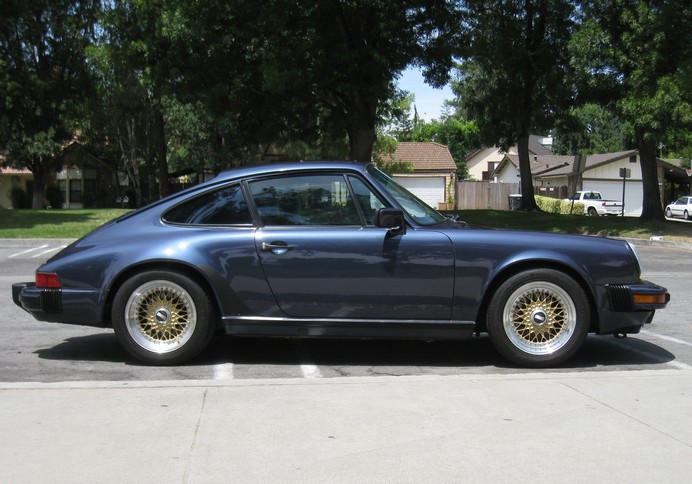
<box><xmin>31</xmin><ymin>167</ymin><xmax>45</xmax><ymax>209</ymax></box>
<box><xmin>636</xmin><ymin>128</ymin><xmax>665</xmax><ymax>221</ymax></box>
<box><xmin>348</xmin><ymin>123</ymin><xmax>376</xmax><ymax>163</ymax></box>
<box><xmin>154</xmin><ymin>108</ymin><xmax>171</xmax><ymax>198</ymax></box>
<box><xmin>516</xmin><ymin>133</ymin><xmax>540</xmax><ymax>211</ymax></box>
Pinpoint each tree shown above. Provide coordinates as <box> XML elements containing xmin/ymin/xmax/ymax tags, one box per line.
<box><xmin>571</xmin><ymin>0</ymin><xmax>692</xmax><ymax>221</ymax></box>
<box><xmin>165</xmin><ymin>0</ymin><xmax>459</xmax><ymax>163</ymax></box>
<box><xmin>0</xmin><ymin>0</ymin><xmax>98</xmax><ymax>208</ymax></box>
<box><xmin>452</xmin><ymin>0</ymin><xmax>578</xmax><ymax>211</ymax></box>
<box><xmin>394</xmin><ymin>115</ymin><xmax>480</xmax><ymax>179</ymax></box>
<box><xmin>553</xmin><ymin>103</ymin><xmax>628</xmax><ymax>156</ymax></box>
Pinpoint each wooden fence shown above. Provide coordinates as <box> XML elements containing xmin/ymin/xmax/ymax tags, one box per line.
<box><xmin>456</xmin><ymin>182</ymin><xmax>519</xmax><ymax>210</ymax></box>
<box><xmin>456</xmin><ymin>182</ymin><xmax>568</xmax><ymax>210</ymax></box>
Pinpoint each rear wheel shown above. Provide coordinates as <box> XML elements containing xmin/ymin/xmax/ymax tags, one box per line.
<box><xmin>487</xmin><ymin>269</ymin><xmax>589</xmax><ymax>367</ymax></box>
<box><xmin>112</xmin><ymin>271</ymin><xmax>216</xmax><ymax>365</ymax></box>
<box><xmin>685</xmin><ymin>210</ymin><xmax>690</xmax><ymax>221</ymax></box>
<box><xmin>587</xmin><ymin>207</ymin><xmax>598</xmax><ymax>216</ymax></box>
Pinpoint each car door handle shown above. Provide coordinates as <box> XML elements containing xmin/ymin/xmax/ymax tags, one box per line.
<box><xmin>261</xmin><ymin>242</ymin><xmax>295</xmax><ymax>254</ymax></box>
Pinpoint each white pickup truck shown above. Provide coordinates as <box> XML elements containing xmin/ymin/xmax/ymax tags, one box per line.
<box><xmin>565</xmin><ymin>191</ymin><xmax>623</xmax><ymax>216</ymax></box>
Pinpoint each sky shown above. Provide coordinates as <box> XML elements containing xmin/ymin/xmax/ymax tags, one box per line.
<box><xmin>396</xmin><ymin>67</ymin><xmax>455</xmax><ymax>122</ymax></box>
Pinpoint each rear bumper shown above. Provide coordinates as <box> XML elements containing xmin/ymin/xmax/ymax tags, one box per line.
<box><xmin>12</xmin><ymin>282</ymin><xmax>106</xmax><ymax>327</ymax></box>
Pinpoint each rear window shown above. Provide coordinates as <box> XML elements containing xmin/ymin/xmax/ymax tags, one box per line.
<box><xmin>163</xmin><ymin>184</ymin><xmax>252</xmax><ymax>225</ymax></box>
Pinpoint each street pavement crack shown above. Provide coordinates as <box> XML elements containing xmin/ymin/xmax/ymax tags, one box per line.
<box><xmin>561</xmin><ymin>382</ymin><xmax>691</xmax><ymax>448</ymax></box>
<box><xmin>182</xmin><ymin>388</ymin><xmax>208</xmax><ymax>483</ymax></box>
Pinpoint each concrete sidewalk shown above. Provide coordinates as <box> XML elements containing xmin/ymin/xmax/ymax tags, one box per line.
<box><xmin>2</xmin><ymin>370</ymin><xmax>691</xmax><ymax>483</ymax></box>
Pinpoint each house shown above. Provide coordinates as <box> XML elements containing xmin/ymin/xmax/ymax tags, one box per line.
<box><xmin>383</xmin><ymin>142</ymin><xmax>457</xmax><ymax>209</ymax></box>
<box><xmin>464</xmin><ymin>135</ymin><xmax>554</xmax><ymax>181</ymax></box>
<box><xmin>491</xmin><ymin>149</ymin><xmax>686</xmax><ymax>216</ymax></box>
<box><xmin>0</xmin><ymin>166</ymin><xmax>34</xmax><ymax>209</ymax></box>
<box><xmin>55</xmin><ymin>141</ymin><xmax>116</xmax><ymax>209</ymax></box>
<box><xmin>493</xmin><ymin>153</ymin><xmax>576</xmax><ymax>199</ymax></box>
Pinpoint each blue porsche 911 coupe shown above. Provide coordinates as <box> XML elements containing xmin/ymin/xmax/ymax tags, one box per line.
<box><xmin>13</xmin><ymin>162</ymin><xmax>669</xmax><ymax>367</ymax></box>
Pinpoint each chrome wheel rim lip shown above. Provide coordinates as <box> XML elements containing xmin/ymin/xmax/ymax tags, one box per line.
<box><xmin>125</xmin><ymin>280</ymin><xmax>197</xmax><ymax>354</ymax></box>
<box><xmin>502</xmin><ymin>281</ymin><xmax>576</xmax><ymax>355</ymax></box>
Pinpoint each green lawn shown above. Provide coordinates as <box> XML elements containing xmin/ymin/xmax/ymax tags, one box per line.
<box><xmin>449</xmin><ymin>210</ymin><xmax>692</xmax><ymax>243</ymax></box>
<box><xmin>1</xmin><ymin>207</ymin><xmax>691</xmax><ymax>243</ymax></box>
<box><xmin>0</xmin><ymin>209</ymin><xmax>131</xmax><ymax>238</ymax></box>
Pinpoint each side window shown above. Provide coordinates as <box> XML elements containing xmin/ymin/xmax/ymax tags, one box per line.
<box><xmin>348</xmin><ymin>176</ymin><xmax>386</xmax><ymax>226</ymax></box>
<box><xmin>163</xmin><ymin>184</ymin><xmax>252</xmax><ymax>225</ymax></box>
<box><xmin>249</xmin><ymin>174</ymin><xmax>361</xmax><ymax>226</ymax></box>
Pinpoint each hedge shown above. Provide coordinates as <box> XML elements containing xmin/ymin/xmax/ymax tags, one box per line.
<box><xmin>535</xmin><ymin>195</ymin><xmax>584</xmax><ymax>215</ymax></box>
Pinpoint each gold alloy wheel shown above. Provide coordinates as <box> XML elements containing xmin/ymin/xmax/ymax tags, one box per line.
<box><xmin>124</xmin><ymin>280</ymin><xmax>197</xmax><ymax>353</ymax></box>
<box><xmin>501</xmin><ymin>281</ymin><xmax>577</xmax><ymax>355</ymax></box>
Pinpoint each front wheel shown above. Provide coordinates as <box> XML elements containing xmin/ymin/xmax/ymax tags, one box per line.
<box><xmin>685</xmin><ymin>210</ymin><xmax>690</xmax><ymax>221</ymax></box>
<box><xmin>112</xmin><ymin>271</ymin><xmax>216</xmax><ymax>365</ymax></box>
<box><xmin>486</xmin><ymin>269</ymin><xmax>589</xmax><ymax>367</ymax></box>
<box><xmin>665</xmin><ymin>208</ymin><xmax>672</xmax><ymax>218</ymax></box>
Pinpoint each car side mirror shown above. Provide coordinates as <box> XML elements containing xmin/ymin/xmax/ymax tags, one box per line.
<box><xmin>376</xmin><ymin>208</ymin><xmax>406</xmax><ymax>236</ymax></box>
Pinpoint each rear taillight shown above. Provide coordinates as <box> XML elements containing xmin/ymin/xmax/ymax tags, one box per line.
<box><xmin>36</xmin><ymin>272</ymin><xmax>62</xmax><ymax>289</ymax></box>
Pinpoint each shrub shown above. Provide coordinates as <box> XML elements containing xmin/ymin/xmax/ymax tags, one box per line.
<box><xmin>9</xmin><ymin>187</ymin><xmax>29</xmax><ymax>209</ymax></box>
<box><xmin>45</xmin><ymin>185</ymin><xmax>64</xmax><ymax>209</ymax></box>
<box><xmin>536</xmin><ymin>195</ymin><xmax>583</xmax><ymax>215</ymax></box>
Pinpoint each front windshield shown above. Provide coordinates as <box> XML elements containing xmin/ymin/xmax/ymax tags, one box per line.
<box><xmin>367</xmin><ymin>165</ymin><xmax>447</xmax><ymax>226</ymax></box>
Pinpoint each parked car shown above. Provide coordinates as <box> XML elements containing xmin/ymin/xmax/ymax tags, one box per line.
<box><xmin>565</xmin><ymin>191</ymin><xmax>623</xmax><ymax>216</ymax></box>
<box><xmin>13</xmin><ymin>162</ymin><xmax>669</xmax><ymax>367</ymax></box>
<box><xmin>665</xmin><ymin>196</ymin><xmax>692</xmax><ymax>220</ymax></box>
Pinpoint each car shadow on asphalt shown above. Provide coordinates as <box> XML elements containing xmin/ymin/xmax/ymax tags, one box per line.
<box><xmin>34</xmin><ymin>332</ymin><xmax>682</xmax><ymax>372</ymax></box>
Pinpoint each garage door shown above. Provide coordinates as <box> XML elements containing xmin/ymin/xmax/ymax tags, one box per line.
<box><xmin>393</xmin><ymin>176</ymin><xmax>445</xmax><ymax>209</ymax></box>
<box><xmin>584</xmin><ymin>181</ymin><xmax>643</xmax><ymax>217</ymax></box>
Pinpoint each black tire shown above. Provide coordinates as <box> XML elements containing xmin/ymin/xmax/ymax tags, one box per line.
<box><xmin>587</xmin><ymin>207</ymin><xmax>598</xmax><ymax>217</ymax></box>
<box><xmin>486</xmin><ymin>269</ymin><xmax>589</xmax><ymax>368</ymax></box>
<box><xmin>665</xmin><ymin>208</ymin><xmax>673</xmax><ymax>218</ymax></box>
<box><xmin>685</xmin><ymin>210</ymin><xmax>690</xmax><ymax>221</ymax></box>
<box><xmin>112</xmin><ymin>270</ymin><xmax>216</xmax><ymax>365</ymax></box>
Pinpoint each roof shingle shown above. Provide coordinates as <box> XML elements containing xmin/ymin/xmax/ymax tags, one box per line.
<box><xmin>385</xmin><ymin>142</ymin><xmax>456</xmax><ymax>171</ymax></box>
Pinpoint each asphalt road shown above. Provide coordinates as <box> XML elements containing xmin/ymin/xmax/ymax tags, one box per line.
<box><xmin>2</xmin><ymin>240</ymin><xmax>690</xmax><ymax>383</ymax></box>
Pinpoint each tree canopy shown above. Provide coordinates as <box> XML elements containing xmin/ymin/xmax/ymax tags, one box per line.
<box><xmin>0</xmin><ymin>0</ymin><xmax>99</xmax><ymax>208</ymax></box>
<box><xmin>2</xmin><ymin>0</ymin><xmax>690</xmax><ymax>216</ymax></box>
<box><xmin>570</xmin><ymin>0</ymin><xmax>692</xmax><ymax>220</ymax></box>
<box><xmin>451</xmin><ymin>0</ymin><xmax>578</xmax><ymax>211</ymax></box>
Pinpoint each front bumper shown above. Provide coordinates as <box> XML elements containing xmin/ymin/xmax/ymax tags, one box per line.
<box><xmin>606</xmin><ymin>280</ymin><xmax>670</xmax><ymax>311</ymax></box>
<box><xmin>598</xmin><ymin>280</ymin><xmax>669</xmax><ymax>335</ymax></box>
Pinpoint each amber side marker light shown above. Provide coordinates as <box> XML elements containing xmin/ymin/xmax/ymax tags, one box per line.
<box><xmin>632</xmin><ymin>293</ymin><xmax>668</xmax><ymax>305</ymax></box>
<box><xmin>36</xmin><ymin>272</ymin><xmax>62</xmax><ymax>289</ymax></box>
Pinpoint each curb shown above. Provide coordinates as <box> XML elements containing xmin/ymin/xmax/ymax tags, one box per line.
<box><xmin>620</xmin><ymin>237</ymin><xmax>692</xmax><ymax>251</ymax></box>
<box><xmin>0</xmin><ymin>238</ymin><xmax>77</xmax><ymax>248</ymax></box>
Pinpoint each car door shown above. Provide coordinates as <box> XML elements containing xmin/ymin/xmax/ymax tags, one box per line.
<box><xmin>672</xmin><ymin>197</ymin><xmax>685</xmax><ymax>217</ymax></box>
<box><xmin>248</xmin><ymin>172</ymin><xmax>455</xmax><ymax>320</ymax></box>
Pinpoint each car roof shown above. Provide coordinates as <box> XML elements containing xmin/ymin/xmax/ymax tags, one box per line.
<box><xmin>212</xmin><ymin>161</ymin><xmax>370</xmax><ymax>183</ymax></box>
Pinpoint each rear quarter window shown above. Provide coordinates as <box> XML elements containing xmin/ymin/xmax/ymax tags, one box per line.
<box><xmin>163</xmin><ymin>184</ymin><xmax>252</xmax><ymax>225</ymax></box>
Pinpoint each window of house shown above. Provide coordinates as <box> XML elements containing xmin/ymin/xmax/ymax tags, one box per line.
<box><xmin>58</xmin><ymin>180</ymin><xmax>67</xmax><ymax>203</ymax></box>
<box><xmin>69</xmin><ymin>179</ymin><xmax>82</xmax><ymax>203</ymax></box>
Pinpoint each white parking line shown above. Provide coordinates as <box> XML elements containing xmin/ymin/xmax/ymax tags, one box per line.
<box><xmin>31</xmin><ymin>246</ymin><xmax>66</xmax><ymax>258</ymax></box>
<box><xmin>213</xmin><ymin>363</ymin><xmax>235</xmax><ymax>380</ymax></box>
<box><xmin>294</xmin><ymin>341</ymin><xmax>323</xmax><ymax>379</ymax></box>
<box><xmin>300</xmin><ymin>364</ymin><xmax>322</xmax><ymax>379</ymax></box>
<box><xmin>9</xmin><ymin>245</ymin><xmax>48</xmax><ymax>258</ymax></box>
<box><xmin>641</xmin><ymin>330</ymin><xmax>692</xmax><ymax>347</ymax></box>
